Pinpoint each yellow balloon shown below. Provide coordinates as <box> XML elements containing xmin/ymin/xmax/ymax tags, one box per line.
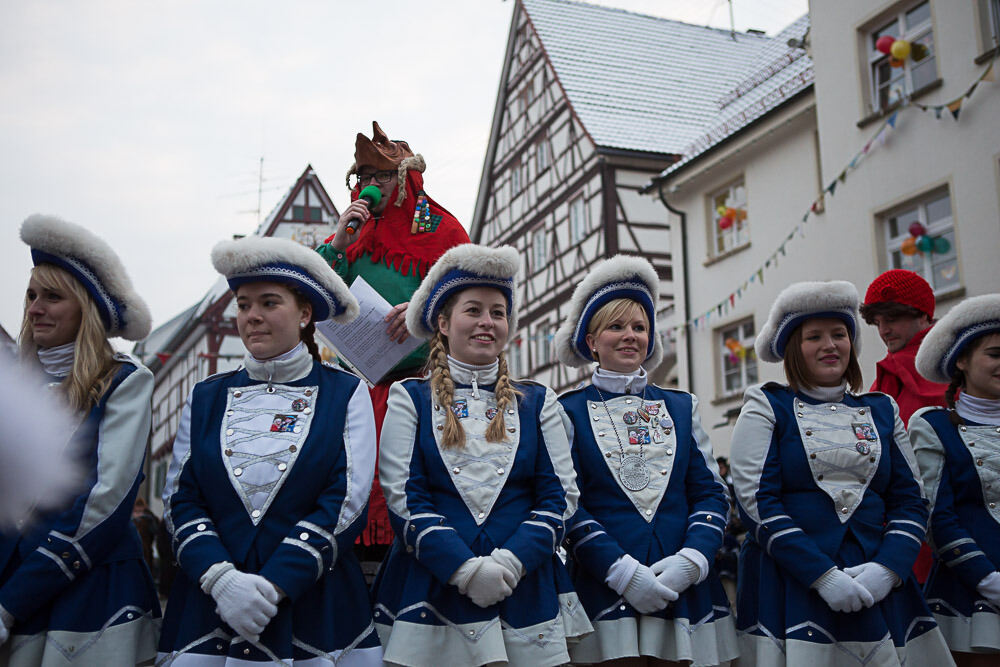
<box><xmin>890</xmin><ymin>39</ymin><xmax>911</xmax><ymax>60</ymax></box>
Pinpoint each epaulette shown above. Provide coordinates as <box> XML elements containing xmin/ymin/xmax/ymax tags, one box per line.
<box><xmin>199</xmin><ymin>368</ymin><xmax>242</xmax><ymax>385</ymax></box>
<box><xmin>557</xmin><ymin>383</ymin><xmax>587</xmax><ymax>399</ymax></box>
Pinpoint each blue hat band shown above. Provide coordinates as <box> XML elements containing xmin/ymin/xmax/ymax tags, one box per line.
<box><xmin>772</xmin><ymin>307</ymin><xmax>857</xmax><ymax>359</ymax></box>
<box><xmin>31</xmin><ymin>248</ymin><xmax>123</xmax><ymax>334</ymax></box>
<box><xmin>941</xmin><ymin>320</ymin><xmax>1000</xmax><ymax>379</ymax></box>
<box><xmin>227</xmin><ymin>262</ymin><xmax>343</xmax><ymax>322</ymax></box>
<box><xmin>573</xmin><ymin>279</ymin><xmax>655</xmax><ymax>363</ymax></box>
<box><xmin>422</xmin><ymin>269</ymin><xmax>514</xmax><ymax>334</ymax></box>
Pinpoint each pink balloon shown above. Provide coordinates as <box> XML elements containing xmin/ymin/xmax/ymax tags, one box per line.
<box><xmin>908</xmin><ymin>221</ymin><xmax>926</xmax><ymax>237</ymax></box>
<box><xmin>718</xmin><ymin>216</ymin><xmax>733</xmax><ymax>230</ymax></box>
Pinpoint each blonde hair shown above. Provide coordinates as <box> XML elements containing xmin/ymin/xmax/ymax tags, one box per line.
<box><xmin>20</xmin><ymin>264</ymin><xmax>118</xmax><ymax>413</ymax></box>
<box><xmin>427</xmin><ymin>295</ymin><xmax>521</xmax><ymax>449</ymax></box>
<box><xmin>586</xmin><ymin>298</ymin><xmax>650</xmax><ymax>361</ymax></box>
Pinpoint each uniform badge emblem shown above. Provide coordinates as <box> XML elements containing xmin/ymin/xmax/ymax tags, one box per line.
<box><xmin>659</xmin><ymin>415</ymin><xmax>673</xmax><ymax>429</ymax></box>
<box><xmin>485</xmin><ymin>407</ymin><xmax>498</xmax><ymax>420</ymax></box>
<box><xmin>852</xmin><ymin>422</ymin><xmax>877</xmax><ymax>441</ymax></box>
<box><xmin>452</xmin><ymin>399</ymin><xmax>469</xmax><ymax>418</ymax></box>
<box><xmin>622</xmin><ymin>411</ymin><xmax>638</xmax><ymax>425</ymax></box>
<box><xmin>856</xmin><ymin>441</ymin><xmax>872</xmax><ymax>455</ymax></box>
<box><xmin>271</xmin><ymin>414</ymin><xmax>298</xmax><ymax>432</ymax></box>
<box><xmin>291</xmin><ymin>398</ymin><xmax>308</xmax><ymax>412</ymax></box>
<box><xmin>628</xmin><ymin>426</ymin><xmax>650</xmax><ymax>445</ymax></box>
<box><xmin>637</xmin><ymin>406</ymin><xmax>650</xmax><ymax>422</ymax></box>
<box><xmin>644</xmin><ymin>403</ymin><xmax>659</xmax><ymax>415</ymax></box>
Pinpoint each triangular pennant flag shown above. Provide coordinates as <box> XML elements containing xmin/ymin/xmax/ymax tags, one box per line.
<box><xmin>717</xmin><ymin>304</ymin><xmax>723</xmax><ymax>316</ymax></box>
<box><xmin>862</xmin><ymin>140</ymin><xmax>872</xmax><ymax>154</ymax></box>
<box><xmin>765</xmin><ymin>259</ymin><xmax>772</xmax><ymax>268</ymax></box>
<box><xmin>757</xmin><ymin>268</ymin><xmax>764</xmax><ymax>284</ymax></box>
<box><xmin>934</xmin><ymin>106</ymin><xmax>943</xmax><ymax>119</ymax></box>
<box><xmin>779</xmin><ymin>243</ymin><xmax>787</xmax><ymax>256</ymax></box>
<box><xmin>827</xmin><ymin>180</ymin><xmax>838</xmax><ymax>196</ymax></box>
<box><xmin>729</xmin><ymin>293</ymin><xmax>736</xmax><ymax>307</ymax></box>
<box><xmin>887</xmin><ymin>111</ymin><xmax>898</xmax><ymax>127</ymax></box>
<box><xmin>156</xmin><ymin>353</ymin><xmax>171</xmax><ymax>364</ymax></box>
<box><xmin>838</xmin><ymin>169</ymin><xmax>847</xmax><ymax>183</ymax></box>
<box><xmin>948</xmin><ymin>98</ymin><xmax>962</xmax><ymax>120</ymax></box>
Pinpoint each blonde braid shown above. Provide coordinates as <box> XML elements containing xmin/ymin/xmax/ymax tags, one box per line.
<box><xmin>485</xmin><ymin>351</ymin><xmax>522</xmax><ymax>443</ymax></box>
<box><xmin>429</xmin><ymin>332</ymin><xmax>465</xmax><ymax>449</ymax></box>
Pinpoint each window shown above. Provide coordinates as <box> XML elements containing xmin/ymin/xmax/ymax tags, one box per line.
<box><xmin>536</xmin><ymin>135</ymin><xmax>550</xmax><ymax>173</ymax></box>
<box><xmin>531</xmin><ymin>226</ymin><xmax>548</xmax><ymax>270</ymax></box>
<box><xmin>709</xmin><ymin>179</ymin><xmax>749</xmax><ymax>256</ymax></box>
<box><xmin>292</xmin><ymin>205</ymin><xmax>323</xmax><ymax>221</ymax></box>
<box><xmin>719</xmin><ymin>319</ymin><xmax>758</xmax><ymax>396</ymax></box>
<box><xmin>511</xmin><ymin>157</ymin><xmax>522</xmax><ymax>194</ymax></box>
<box><xmin>978</xmin><ymin>0</ymin><xmax>1000</xmax><ymax>54</ymax></box>
<box><xmin>868</xmin><ymin>2</ymin><xmax>937</xmax><ymax>113</ymax></box>
<box><xmin>536</xmin><ymin>324</ymin><xmax>552</xmax><ymax>367</ymax></box>
<box><xmin>569</xmin><ymin>195</ymin><xmax>587</xmax><ymax>244</ymax></box>
<box><xmin>883</xmin><ymin>189</ymin><xmax>959</xmax><ymax>293</ymax></box>
<box><xmin>507</xmin><ymin>343</ymin><xmax>521</xmax><ymax>378</ymax></box>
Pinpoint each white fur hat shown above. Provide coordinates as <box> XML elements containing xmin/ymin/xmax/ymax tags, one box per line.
<box><xmin>756</xmin><ymin>280</ymin><xmax>860</xmax><ymax>363</ymax></box>
<box><xmin>211</xmin><ymin>236</ymin><xmax>359</xmax><ymax>323</ymax></box>
<box><xmin>21</xmin><ymin>214</ymin><xmax>152</xmax><ymax>340</ymax></box>
<box><xmin>554</xmin><ymin>254</ymin><xmax>663</xmax><ymax>369</ymax></box>
<box><xmin>916</xmin><ymin>294</ymin><xmax>1000</xmax><ymax>383</ymax></box>
<box><xmin>406</xmin><ymin>244</ymin><xmax>520</xmax><ymax>340</ymax></box>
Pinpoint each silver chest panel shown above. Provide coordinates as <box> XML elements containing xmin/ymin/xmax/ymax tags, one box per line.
<box><xmin>587</xmin><ymin>396</ymin><xmax>676</xmax><ymax>523</ymax></box>
<box><xmin>432</xmin><ymin>388</ymin><xmax>519</xmax><ymax>526</ymax></box>
<box><xmin>793</xmin><ymin>399</ymin><xmax>881</xmax><ymax>524</ymax></box>
<box><xmin>221</xmin><ymin>383</ymin><xmax>318</xmax><ymax>525</ymax></box>
<box><xmin>958</xmin><ymin>424</ymin><xmax>1000</xmax><ymax>526</ymax></box>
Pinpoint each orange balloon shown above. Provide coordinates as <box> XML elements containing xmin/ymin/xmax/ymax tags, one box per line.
<box><xmin>889</xmin><ymin>57</ymin><xmax>905</xmax><ymax>68</ymax></box>
<box><xmin>901</xmin><ymin>237</ymin><xmax>918</xmax><ymax>256</ymax></box>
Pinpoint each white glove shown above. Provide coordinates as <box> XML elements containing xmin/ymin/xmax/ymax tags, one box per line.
<box><xmin>464</xmin><ymin>558</ymin><xmax>515</xmax><ymax>608</ymax></box>
<box><xmin>490</xmin><ymin>548</ymin><xmax>524</xmax><ymax>588</ymax></box>
<box><xmin>976</xmin><ymin>571</ymin><xmax>1000</xmax><ymax>606</ymax></box>
<box><xmin>0</xmin><ymin>604</ymin><xmax>12</xmax><ymax>645</ymax></box>
<box><xmin>812</xmin><ymin>567</ymin><xmax>875</xmax><ymax>613</ymax></box>
<box><xmin>844</xmin><ymin>562</ymin><xmax>899</xmax><ymax>605</ymax></box>
<box><xmin>608</xmin><ymin>559</ymin><xmax>676</xmax><ymax>613</ymax></box>
<box><xmin>650</xmin><ymin>553</ymin><xmax>701</xmax><ymax>596</ymax></box>
<box><xmin>210</xmin><ymin>568</ymin><xmax>280</xmax><ymax>641</ymax></box>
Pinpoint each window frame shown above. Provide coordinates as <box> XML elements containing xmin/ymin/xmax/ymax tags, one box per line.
<box><xmin>536</xmin><ymin>134</ymin><xmax>551</xmax><ymax>174</ymax></box>
<box><xmin>569</xmin><ymin>193</ymin><xmax>587</xmax><ymax>244</ymax></box>
<box><xmin>531</xmin><ymin>225</ymin><xmax>548</xmax><ymax>272</ymax></box>
<box><xmin>977</xmin><ymin>0</ymin><xmax>1000</xmax><ymax>58</ymax></box>
<box><xmin>707</xmin><ymin>178</ymin><xmax>750</xmax><ymax>258</ymax></box>
<box><xmin>717</xmin><ymin>318</ymin><xmax>758</xmax><ymax>399</ymax></box>
<box><xmin>881</xmin><ymin>187</ymin><xmax>960</xmax><ymax>295</ymax></box>
<box><xmin>536</xmin><ymin>322</ymin><xmax>552</xmax><ymax>368</ymax></box>
<box><xmin>866</xmin><ymin>1</ymin><xmax>937</xmax><ymax>114</ymax></box>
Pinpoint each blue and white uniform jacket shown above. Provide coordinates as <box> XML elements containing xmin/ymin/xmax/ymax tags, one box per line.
<box><xmin>0</xmin><ymin>354</ymin><xmax>159</xmax><ymax>665</ymax></box>
<box><xmin>731</xmin><ymin>382</ymin><xmax>928</xmax><ymax>588</ymax></box>
<box><xmin>374</xmin><ymin>358</ymin><xmax>590</xmax><ymax>667</ymax></box>
<box><xmin>159</xmin><ymin>344</ymin><xmax>380</xmax><ymax>665</ymax></box>
<box><xmin>561</xmin><ymin>380</ymin><xmax>728</xmax><ymax>582</ymax></box>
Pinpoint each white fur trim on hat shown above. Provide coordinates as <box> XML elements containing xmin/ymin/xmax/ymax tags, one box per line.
<box><xmin>20</xmin><ymin>214</ymin><xmax>152</xmax><ymax>341</ymax></box>
<box><xmin>211</xmin><ymin>236</ymin><xmax>359</xmax><ymax>323</ymax></box>
<box><xmin>916</xmin><ymin>294</ymin><xmax>1000</xmax><ymax>384</ymax></box>
<box><xmin>554</xmin><ymin>254</ymin><xmax>663</xmax><ymax>370</ymax></box>
<box><xmin>406</xmin><ymin>244</ymin><xmax>520</xmax><ymax>340</ymax></box>
<box><xmin>755</xmin><ymin>280</ymin><xmax>860</xmax><ymax>363</ymax></box>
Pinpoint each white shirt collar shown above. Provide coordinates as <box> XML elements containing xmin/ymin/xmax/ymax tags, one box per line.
<box><xmin>799</xmin><ymin>380</ymin><xmax>848</xmax><ymax>403</ymax></box>
<box><xmin>37</xmin><ymin>342</ymin><xmax>76</xmax><ymax>378</ymax></box>
<box><xmin>956</xmin><ymin>392</ymin><xmax>1000</xmax><ymax>425</ymax></box>
<box><xmin>447</xmin><ymin>355</ymin><xmax>499</xmax><ymax>386</ymax></box>
<box><xmin>592</xmin><ymin>366</ymin><xmax>648</xmax><ymax>395</ymax></box>
<box><xmin>244</xmin><ymin>342</ymin><xmax>313</xmax><ymax>383</ymax></box>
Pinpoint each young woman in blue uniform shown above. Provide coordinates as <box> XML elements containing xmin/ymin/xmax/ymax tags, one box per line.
<box><xmin>373</xmin><ymin>244</ymin><xmax>591</xmax><ymax>666</ymax></box>
<box><xmin>730</xmin><ymin>280</ymin><xmax>951</xmax><ymax>666</ymax></box>
<box><xmin>1</xmin><ymin>215</ymin><xmax>160</xmax><ymax>665</ymax></box>
<box><xmin>554</xmin><ymin>255</ymin><xmax>738</xmax><ymax>666</ymax></box>
<box><xmin>910</xmin><ymin>294</ymin><xmax>1000</xmax><ymax>666</ymax></box>
<box><xmin>158</xmin><ymin>236</ymin><xmax>383</xmax><ymax>665</ymax></box>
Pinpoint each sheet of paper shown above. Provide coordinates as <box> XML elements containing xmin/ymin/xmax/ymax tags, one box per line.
<box><xmin>315</xmin><ymin>275</ymin><xmax>422</xmax><ymax>385</ymax></box>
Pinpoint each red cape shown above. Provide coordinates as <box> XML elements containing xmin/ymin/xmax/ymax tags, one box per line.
<box><xmin>325</xmin><ymin>170</ymin><xmax>469</xmax><ymax>278</ymax></box>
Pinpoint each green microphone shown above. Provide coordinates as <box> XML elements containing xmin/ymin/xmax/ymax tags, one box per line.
<box><xmin>345</xmin><ymin>185</ymin><xmax>383</xmax><ymax>235</ymax></box>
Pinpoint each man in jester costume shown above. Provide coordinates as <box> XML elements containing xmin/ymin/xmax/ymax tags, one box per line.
<box><xmin>316</xmin><ymin>122</ymin><xmax>470</xmax><ymax>564</ymax></box>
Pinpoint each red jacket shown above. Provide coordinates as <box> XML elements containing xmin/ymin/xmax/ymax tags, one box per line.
<box><xmin>870</xmin><ymin>327</ymin><xmax>948</xmax><ymax>426</ymax></box>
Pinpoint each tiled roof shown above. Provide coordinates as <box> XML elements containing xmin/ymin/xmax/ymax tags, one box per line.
<box><xmin>523</xmin><ymin>0</ymin><xmax>772</xmax><ymax>155</ymax></box>
<box><xmin>658</xmin><ymin>14</ymin><xmax>813</xmax><ymax>178</ymax></box>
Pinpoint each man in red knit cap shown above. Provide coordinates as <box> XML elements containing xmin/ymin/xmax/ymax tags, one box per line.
<box><xmin>316</xmin><ymin>122</ymin><xmax>469</xmax><ymax>574</ymax></box>
<box><xmin>860</xmin><ymin>268</ymin><xmax>947</xmax><ymax>583</ymax></box>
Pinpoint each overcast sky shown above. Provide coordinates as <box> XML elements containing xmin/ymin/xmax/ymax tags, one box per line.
<box><xmin>0</xmin><ymin>0</ymin><xmax>807</xmax><ymax>342</ymax></box>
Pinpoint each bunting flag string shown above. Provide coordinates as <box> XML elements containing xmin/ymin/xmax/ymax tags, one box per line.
<box><xmin>667</xmin><ymin>51</ymin><xmax>996</xmax><ymax>337</ymax></box>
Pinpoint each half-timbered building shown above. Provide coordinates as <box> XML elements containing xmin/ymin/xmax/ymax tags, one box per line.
<box><xmin>472</xmin><ymin>0</ymin><xmax>775</xmax><ymax>392</ymax></box>
<box><xmin>133</xmin><ymin>165</ymin><xmax>339</xmax><ymax>515</ymax></box>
